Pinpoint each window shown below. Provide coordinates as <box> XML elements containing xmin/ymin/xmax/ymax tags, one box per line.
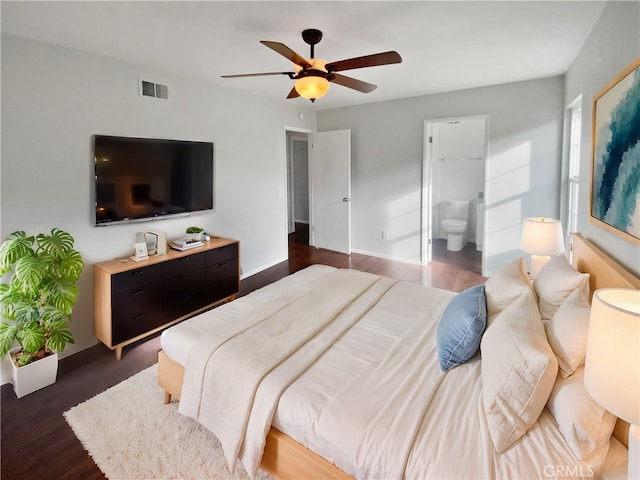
<box><xmin>566</xmin><ymin>97</ymin><xmax>582</xmax><ymax>237</ymax></box>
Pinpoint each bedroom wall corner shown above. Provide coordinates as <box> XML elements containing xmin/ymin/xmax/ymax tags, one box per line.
<box><xmin>317</xmin><ymin>76</ymin><xmax>565</xmax><ymax>276</ymax></box>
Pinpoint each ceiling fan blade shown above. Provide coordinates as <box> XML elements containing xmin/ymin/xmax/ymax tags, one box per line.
<box><xmin>221</xmin><ymin>72</ymin><xmax>293</xmax><ymax>78</ymax></box>
<box><xmin>330</xmin><ymin>73</ymin><xmax>377</xmax><ymax>93</ymax></box>
<box><xmin>260</xmin><ymin>41</ymin><xmax>312</xmax><ymax>68</ymax></box>
<box><xmin>326</xmin><ymin>51</ymin><xmax>402</xmax><ymax>72</ymax></box>
<box><xmin>287</xmin><ymin>86</ymin><xmax>300</xmax><ymax>99</ymax></box>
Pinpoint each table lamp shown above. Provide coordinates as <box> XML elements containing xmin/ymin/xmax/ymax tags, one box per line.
<box><xmin>584</xmin><ymin>288</ymin><xmax>640</xmax><ymax>480</ymax></box>
<box><xmin>520</xmin><ymin>217</ymin><xmax>564</xmax><ymax>278</ymax></box>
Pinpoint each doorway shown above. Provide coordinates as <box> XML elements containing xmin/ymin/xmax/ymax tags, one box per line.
<box><xmin>286</xmin><ymin>131</ymin><xmax>310</xmax><ymax>245</ymax></box>
<box><xmin>423</xmin><ymin>116</ymin><xmax>487</xmax><ymax>275</ymax></box>
<box><xmin>285</xmin><ymin>128</ymin><xmax>352</xmax><ymax>254</ymax></box>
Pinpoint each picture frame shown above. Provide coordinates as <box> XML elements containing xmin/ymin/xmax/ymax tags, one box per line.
<box><xmin>130</xmin><ymin>242</ymin><xmax>149</xmax><ymax>262</ymax></box>
<box><xmin>589</xmin><ymin>57</ymin><xmax>640</xmax><ymax>244</ymax></box>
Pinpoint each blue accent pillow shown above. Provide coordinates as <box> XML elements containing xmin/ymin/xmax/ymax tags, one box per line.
<box><xmin>437</xmin><ymin>285</ymin><xmax>487</xmax><ymax>372</ymax></box>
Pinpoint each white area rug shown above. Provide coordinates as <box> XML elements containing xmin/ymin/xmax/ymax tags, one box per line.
<box><xmin>64</xmin><ymin>365</ymin><xmax>273</xmax><ymax>480</ymax></box>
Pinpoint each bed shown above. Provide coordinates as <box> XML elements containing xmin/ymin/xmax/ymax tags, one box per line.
<box><xmin>157</xmin><ymin>233</ymin><xmax>637</xmax><ymax>479</ymax></box>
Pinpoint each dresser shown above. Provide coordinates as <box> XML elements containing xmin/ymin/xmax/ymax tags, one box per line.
<box><xmin>94</xmin><ymin>237</ymin><xmax>239</xmax><ymax>359</ymax></box>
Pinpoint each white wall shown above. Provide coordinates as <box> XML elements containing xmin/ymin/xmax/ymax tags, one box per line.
<box><xmin>292</xmin><ymin>137</ymin><xmax>310</xmax><ymax>223</ymax></box>
<box><xmin>0</xmin><ymin>34</ymin><xmax>316</xmax><ymax>365</ymax></box>
<box><xmin>317</xmin><ymin>76</ymin><xmax>565</xmax><ymax>274</ymax></box>
<box><xmin>564</xmin><ymin>1</ymin><xmax>640</xmax><ymax>276</ymax></box>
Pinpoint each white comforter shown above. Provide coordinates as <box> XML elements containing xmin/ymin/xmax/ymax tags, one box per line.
<box><xmin>164</xmin><ymin>265</ymin><xmax>615</xmax><ymax>480</ymax></box>
<box><xmin>179</xmin><ymin>266</ymin><xmax>399</xmax><ymax>475</ymax></box>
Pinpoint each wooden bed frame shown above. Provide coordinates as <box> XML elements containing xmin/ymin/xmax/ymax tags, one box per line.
<box><xmin>157</xmin><ymin>232</ymin><xmax>638</xmax><ymax>479</ymax></box>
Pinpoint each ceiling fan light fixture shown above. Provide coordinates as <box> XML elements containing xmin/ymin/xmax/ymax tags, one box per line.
<box><xmin>295</xmin><ymin>75</ymin><xmax>330</xmax><ymax>101</ymax></box>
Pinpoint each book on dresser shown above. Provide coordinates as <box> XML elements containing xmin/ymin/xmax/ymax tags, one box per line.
<box><xmin>93</xmin><ymin>237</ymin><xmax>240</xmax><ymax>359</ymax></box>
<box><xmin>169</xmin><ymin>239</ymin><xmax>204</xmax><ymax>251</ymax></box>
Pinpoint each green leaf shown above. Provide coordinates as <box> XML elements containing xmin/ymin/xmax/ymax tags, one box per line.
<box><xmin>0</xmin><ymin>231</ymin><xmax>35</xmax><ymax>275</ymax></box>
<box><xmin>58</xmin><ymin>250</ymin><xmax>85</xmax><ymax>281</ymax></box>
<box><xmin>13</xmin><ymin>254</ymin><xmax>49</xmax><ymax>292</ymax></box>
<box><xmin>0</xmin><ymin>323</ymin><xmax>18</xmax><ymax>356</ymax></box>
<box><xmin>16</xmin><ymin>324</ymin><xmax>45</xmax><ymax>354</ymax></box>
<box><xmin>46</xmin><ymin>329</ymin><xmax>74</xmax><ymax>352</ymax></box>
<box><xmin>0</xmin><ymin>283</ymin><xmax>19</xmax><ymax>320</ymax></box>
<box><xmin>36</xmin><ymin>229</ymin><xmax>74</xmax><ymax>260</ymax></box>
<box><xmin>39</xmin><ymin>305</ymin><xmax>65</xmax><ymax>328</ymax></box>
<box><xmin>12</xmin><ymin>300</ymin><xmax>40</xmax><ymax>326</ymax></box>
<box><xmin>40</xmin><ymin>279</ymin><xmax>79</xmax><ymax>315</ymax></box>
<box><xmin>48</xmin><ymin>250</ymin><xmax>84</xmax><ymax>282</ymax></box>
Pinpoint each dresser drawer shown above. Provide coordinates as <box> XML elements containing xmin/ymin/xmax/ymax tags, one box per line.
<box><xmin>111</xmin><ymin>264</ymin><xmax>162</xmax><ymax>294</ymax></box>
<box><xmin>163</xmin><ymin>252</ymin><xmax>205</xmax><ymax>278</ymax></box>
<box><xmin>205</xmin><ymin>243</ymin><xmax>238</xmax><ymax>265</ymax></box>
<box><xmin>205</xmin><ymin>260</ymin><xmax>237</xmax><ymax>284</ymax></box>
<box><xmin>112</xmin><ymin>304</ymin><xmax>169</xmax><ymax>345</ymax></box>
<box><xmin>112</xmin><ymin>281</ymin><xmax>163</xmax><ymax>319</ymax></box>
<box><xmin>164</xmin><ymin>268</ymin><xmax>204</xmax><ymax>297</ymax></box>
<box><xmin>164</xmin><ymin>268</ymin><xmax>206</xmax><ymax>318</ymax></box>
<box><xmin>166</xmin><ymin>291</ymin><xmax>207</xmax><ymax>319</ymax></box>
<box><xmin>205</xmin><ymin>276</ymin><xmax>239</xmax><ymax>304</ymax></box>
<box><xmin>112</xmin><ymin>284</ymin><xmax>167</xmax><ymax>345</ymax></box>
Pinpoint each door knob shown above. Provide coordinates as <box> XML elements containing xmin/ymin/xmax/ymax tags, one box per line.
<box><xmin>342</xmin><ymin>197</ymin><xmax>350</xmax><ymax>202</ymax></box>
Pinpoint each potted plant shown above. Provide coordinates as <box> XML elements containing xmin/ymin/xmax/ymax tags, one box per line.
<box><xmin>0</xmin><ymin>229</ymin><xmax>84</xmax><ymax>397</ymax></box>
<box><xmin>185</xmin><ymin>226</ymin><xmax>204</xmax><ymax>242</ymax></box>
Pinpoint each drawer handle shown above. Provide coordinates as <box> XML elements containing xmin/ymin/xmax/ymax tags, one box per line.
<box><xmin>132</xmin><ymin>289</ymin><xmax>145</xmax><ymax>296</ymax></box>
<box><xmin>218</xmin><ymin>262</ymin><xmax>228</xmax><ymax>267</ymax></box>
<box><xmin>132</xmin><ymin>271</ymin><xmax>144</xmax><ymax>276</ymax></box>
<box><xmin>179</xmin><ymin>274</ymin><xmax>191</xmax><ymax>280</ymax></box>
<box><xmin>182</xmin><ymin>296</ymin><xmax>193</xmax><ymax>302</ymax></box>
<box><xmin>179</xmin><ymin>257</ymin><xmax>190</xmax><ymax>262</ymax></box>
<box><xmin>133</xmin><ymin>314</ymin><xmax>144</xmax><ymax>321</ymax></box>
<box><xmin>220</xmin><ymin>281</ymin><xmax>229</xmax><ymax>287</ymax></box>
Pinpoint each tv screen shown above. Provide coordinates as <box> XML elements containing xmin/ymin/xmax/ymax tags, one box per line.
<box><xmin>94</xmin><ymin>135</ymin><xmax>214</xmax><ymax>225</ymax></box>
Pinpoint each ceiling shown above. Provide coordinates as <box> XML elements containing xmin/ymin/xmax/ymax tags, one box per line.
<box><xmin>1</xmin><ymin>1</ymin><xmax>607</xmax><ymax>110</ymax></box>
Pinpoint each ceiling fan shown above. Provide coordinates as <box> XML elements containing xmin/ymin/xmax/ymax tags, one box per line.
<box><xmin>222</xmin><ymin>28</ymin><xmax>402</xmax><ymax>102</ymax></box>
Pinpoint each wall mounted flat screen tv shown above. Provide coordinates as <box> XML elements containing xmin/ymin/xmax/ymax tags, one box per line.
<box><xmin>94</xmin><ymin>135</ymin><xmax>214</xmax><ymax>225</ymax></box>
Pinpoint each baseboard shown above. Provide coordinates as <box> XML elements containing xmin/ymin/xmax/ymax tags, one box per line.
<box><xmin>351</xmin><ymin>248</ymin><xmax>422</xmax><ymax>265</ymax></box>
<box><xmin>240</xmin><ymin>255</ymin><xmax>289</xmax><ymax>280</ymax></box>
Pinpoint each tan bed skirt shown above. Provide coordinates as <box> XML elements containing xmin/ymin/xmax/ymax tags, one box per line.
<box><xmin>157</xmin><ymin>350</ymin><xmax>352</xmax><ymax>480</ymax></box>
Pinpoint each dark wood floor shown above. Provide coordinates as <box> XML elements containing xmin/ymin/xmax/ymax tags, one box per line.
<box><xmin>1</xmin><ymin>232</ymin><xmax>485</xmax><ymax>480</ymax></box>
<box><xmin>432</xmin><ymin>238</ymin><xmax>483</xmax><ymax>275</ymax></box>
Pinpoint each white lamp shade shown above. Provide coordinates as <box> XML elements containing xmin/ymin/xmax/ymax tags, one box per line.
<box><xmin>520</xmin><ymin>217</ymin><xmax>564</xmax><ymax>255</ymax></box>
<box><xmin>584</xmin><ymin>288</ymin><xmax>640</xmax><ymax>426</ymax></box>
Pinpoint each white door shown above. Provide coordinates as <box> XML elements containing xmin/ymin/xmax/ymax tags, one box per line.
<box><xmin>422</xmin><ymin>124</ymin><xmax>435</xmax><ymax>264</ymax></box>
<box><xmin>310</xmin><ymin>130</ymin><xmax>351</xmax><ymax>254</ymax></box>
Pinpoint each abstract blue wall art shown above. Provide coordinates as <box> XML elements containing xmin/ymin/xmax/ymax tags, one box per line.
<box><xmin>591</xmin><ymin>58</ymin><xmax>640</xmax><ymax>243</ymax></box>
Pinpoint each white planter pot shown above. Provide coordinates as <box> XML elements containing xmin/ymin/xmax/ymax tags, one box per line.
<box><xmin>10</xmin><ymin>350</ymin><xmax>59</xmax><ymax>398</ymax></box>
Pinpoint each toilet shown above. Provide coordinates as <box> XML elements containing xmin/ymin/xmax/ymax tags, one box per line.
<box><xmin>441</xmin><ymin>200</ymin><xmax>470</xmax><ymax>251</ymax></box>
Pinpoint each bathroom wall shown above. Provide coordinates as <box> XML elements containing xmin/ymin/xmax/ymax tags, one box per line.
<box><xmin>432</xmin><ymin>117</ymin><xmax>486</xmax><ymax>243</ymax></box>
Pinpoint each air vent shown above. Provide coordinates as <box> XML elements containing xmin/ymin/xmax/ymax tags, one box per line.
<box><xmin>139</xmin><ymin>78</ymin><xmax>169</xmax><ymax>100</ymax></box>
<box><xmin>155</xmin><ymin>83</ymin><xmax>169</xmax><ymax>99</ymax></box>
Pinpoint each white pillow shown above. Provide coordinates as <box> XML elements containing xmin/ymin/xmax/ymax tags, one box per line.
<box><xmin>481</xmin><ymin>289</ymin><xmax>558</xmax><ymax>453</ymax></box>
<box><xmin>547</xmin><ymin>367</ymin><xmax>616</xmax><ymax>460</ymax></box>
<box><xmin>545</xmin><ymin>288</ymin><xmax>590</xmax><ymax>378</ymax></box>
<box><xmin>484</xmin><ymin>257</ymin><xmax>535</xmax><ymax>321</ymax></box>
<box><xmin>534</xmin><ymin>254</ymin><xmax>590</xmax><ymax>320</ymax></box>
